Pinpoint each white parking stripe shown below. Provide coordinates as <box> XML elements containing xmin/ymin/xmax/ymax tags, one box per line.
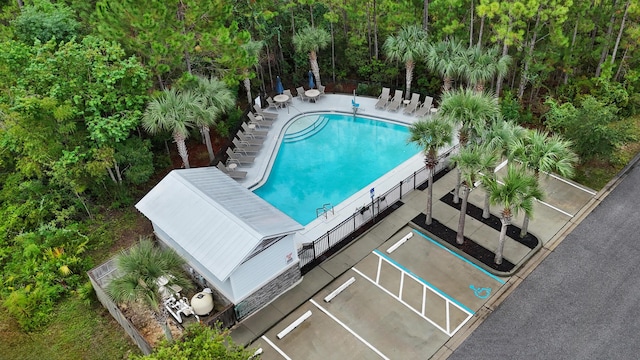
<box><xmin>309</xmin><ymin>299</ymin><xmax>390</xmax><ymax>360</ymax></box>
<box><xmin>261</xmin><ymin>335</ymin><xmax>292</xmax><ymax>360</ymax></box>
<box><xmin>548</xmin><ymin>172</ymin><xmax>596</xmax><ymax>195</ymax></box>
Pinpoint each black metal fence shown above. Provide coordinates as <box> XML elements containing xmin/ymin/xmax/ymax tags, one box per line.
<box><xmin>298</xmin><ymin>147</ymin><xmax>456</xmax><ymax>274</ymax></box>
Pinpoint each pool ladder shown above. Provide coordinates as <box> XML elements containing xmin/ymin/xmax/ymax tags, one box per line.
<box><xmin>316</xmin><ymin>203</ymin><xmax>334</xmax><ymax>219</ymax></box>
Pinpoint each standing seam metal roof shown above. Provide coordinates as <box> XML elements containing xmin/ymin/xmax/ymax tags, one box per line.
<box><xmin>135</xmin><ymin>167</ymin><xmax>302</xmax><ymax>281</ymax></box>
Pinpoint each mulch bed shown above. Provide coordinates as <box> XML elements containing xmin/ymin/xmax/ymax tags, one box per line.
<box><xmin>439</xmin><ymin>191</ymin><xmax>539</xmax><ymax>249</ymax></box>
<box><xmin>411</xmin><ymin>213</ymin><xmax>515</xmax><ymax>272</ymax></box>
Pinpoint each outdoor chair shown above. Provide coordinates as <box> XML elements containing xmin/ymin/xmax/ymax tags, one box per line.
<box><xmin>283</xmin><ymin>89</ymin><xmax>294</xmax><ymax>104</ymax></box>
<box><xmin>225</xmin><ymin>148</ymin><xmax>255</xmax><ymax>165</ymax></box>
<box><xmin>236</xmin><ymin>130</ymin><xmax>264</xmax><ymax>146</ymax></box>
<box><xmin>247</xmin><ymin>112</ymin><xmax>274</xmax><ymax>128</ymax></box>
<box><xmin>414</xmin><ymin>96</ymin><xmax>433</xmax><ymax>117</ymax></box>
<box><xmin>253</xmin><ymin>104</ymin><xmax>278</xmax><ymax>120</ymax></box>
<box><xmin>266</xmin><ymin>97</ymin><xmax>281</xmax><ymax>110</ymax></box>
<box><xmin>375</xmin><ymin>87</ymin><xmax>391</xmax><ymax>109</ymax></box>
<box><xmin>386</xmin><ymin>90</ymin><xmax>404</xmax><ymax>111</ymax></box>
<box><xmin>231</xmin><ymin>138</ymin><xmax>262</xmax><ymax>154</ymax></box>
<box><xmin>216</xmin><ymin>161</ymin><xmax>247</xmax><ymax>180</ymax></box>
<box><xmin>226</xmin><ymin>148</ymin><xmax>256</xmax><ymax>165</ymax></box>
<box><xmin>318</xmin><ymin>85</ymin><xmax>326</xmax><ymax>96</ymax></box>
<box><xmin>296</xmin><ymin>87</ymin><xmax>309</xmax><ymax>102</ymax></box>
<box><xmin>241</xmin><ymin>122</ymin><xmax>269</xmax><ymax>137</ymax></box>
<box><xmin>403</xmin><ymin>93</ymin><xmax>421</xmax><ymax>115</ymax></box>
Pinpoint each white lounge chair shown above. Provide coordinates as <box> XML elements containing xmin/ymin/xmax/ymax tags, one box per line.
<box><xmin>232</xmin><ymin>138</ymin><xmax>261</xmax><ymax>154</ymax></box>
<box><xmin>225</xmin><ymin>148</ymin><xmax>255</xmax><ymax>165</ymax></box>
<box><xmin>236</xmin><ymin>130</ymin><xmax>264</xmax><ymax>146</ymax></box>
<box><xmin>253</xmin><ymin>104</ymin><xmax>278</xmax><ymax>120</ymax></box>
<box><xmin>375</xmin><ymin>87</ymin><xmax>391</xmax><ymax>109</ymax></box>
<box><xmin>247</xmin><ymin>112</ymin><xmax>274</xmax><ymax>128</ymax></box>
<box><xmin>387</xmin><ymin>90</ymin><xmax>404</xmax><ymax>111</ymax></box>
<box><xmin>241</xmin><ymin>122</ymin><xmax>268</xmax><ymax>137</ymax></box>
<box><xmin>414</xmin><ymin>96</ymin><xmax>433</xmax><ymax>117</ymax></box>
<box><xmin>216</xmin><ymin>162</ymin><xmax>247</xmax><ymax>179</ymax></box>
<box><xmin>296</xmin><ymin>86</ymin><xmax>310</xmax><ymax>102</ymax></box>
<box><xmin>403</xmin><ymin>93</ymin><xmax>421</xmax><ymax>115</ymax></box>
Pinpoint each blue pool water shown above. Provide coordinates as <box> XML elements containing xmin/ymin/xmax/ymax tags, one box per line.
<box><xmin>253</xmin><ymin>113</ymin><xmax>420</xmax><ymax>225</ymax></box>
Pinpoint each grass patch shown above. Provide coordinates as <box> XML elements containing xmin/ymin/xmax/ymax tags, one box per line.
<box><xmin>574</xmin><ymin>114</ymin><xmax>640</xmax><ymax>190</ymax></box>
<box><xmin>0</xmin><ymin>297</ymin><xmax>140</xmax><ymax>360</ymax></box>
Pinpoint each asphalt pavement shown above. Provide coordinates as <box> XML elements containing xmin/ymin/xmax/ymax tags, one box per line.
<box><xmin>449</xmin><ymin>158</ymin><xmax>640</xmax><ymax>359</ymax></box>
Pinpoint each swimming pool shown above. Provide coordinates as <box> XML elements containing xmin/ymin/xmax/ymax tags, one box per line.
<box><xmin>253</xmin><ymin>113</ymin><xmax>420</xmax><ymax>225</ymax></box>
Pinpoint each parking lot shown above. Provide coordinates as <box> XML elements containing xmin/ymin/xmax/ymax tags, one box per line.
<box><xmin>253</xmin><ymin>227</ymin><xmax>505</xmax><ymax>359</ymax></box>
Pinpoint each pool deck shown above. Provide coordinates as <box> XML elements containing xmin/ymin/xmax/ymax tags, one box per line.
<box><xmin>237</xmin><ymin>94</ymin><xmax>453</xmax><ymax>243</ymax></box>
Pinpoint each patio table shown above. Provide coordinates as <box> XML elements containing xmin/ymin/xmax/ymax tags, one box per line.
<box><xmin>274</xmin><ymin>94</ymin><xmax>289</xmax><ymax>107</ymax></box>
<box><xmin>305</xmin><ymin>89</ymin><xmax>320</xmax><ymax>102</ymax></box>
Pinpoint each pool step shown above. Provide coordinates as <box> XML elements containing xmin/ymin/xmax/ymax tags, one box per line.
<box><xmin>284</xmin><ymin>115</ymin><xmax>330</xmax><ymax>143</ymax></box>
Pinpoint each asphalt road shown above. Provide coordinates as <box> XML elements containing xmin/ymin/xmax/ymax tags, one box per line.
<box><xmin>449</xmin><ymin>161</ymin><xmax>640</xmax><ymax>360</ymax></box>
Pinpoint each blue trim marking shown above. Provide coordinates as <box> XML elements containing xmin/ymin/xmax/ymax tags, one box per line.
<box><xmin>412</xmin><ymin>229</ymin><xmax>506</xmax><ymax>285</ymax></box>
<box><xmin>470</xmin><ymin>285</ymin><xmax>492</xmax><ymax>299</ymax></box>
<box><xmin>372</xmin><ymin>249</ymin><xmax>474</xmax><ymax>315</ymax></box>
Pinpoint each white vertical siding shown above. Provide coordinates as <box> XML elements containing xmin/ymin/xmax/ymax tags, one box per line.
<box><xmin>229</xmin><ymin>235</ymin><xmax>299</xmax><ymax>302</ymax></box>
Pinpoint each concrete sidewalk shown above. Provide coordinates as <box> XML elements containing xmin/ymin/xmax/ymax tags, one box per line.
<box><xmin>231</xmin><ymin>169</ymin><xmax>595</xmax><ymax>354</ymax></box>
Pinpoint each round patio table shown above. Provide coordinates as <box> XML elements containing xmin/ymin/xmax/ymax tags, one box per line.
<box><xmin>305</xmin><ymin>89</ymin><xmax>320</xmax><ymax>102</ymax></box>
<box><xmin>274</xmin><ymin>94</ymin><xmax>289</xmax><ymax>107</ymax></box>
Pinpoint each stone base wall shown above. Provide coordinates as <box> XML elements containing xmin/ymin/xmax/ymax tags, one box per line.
<box><xmin>234</xmin><ymin>264</ymin><xmax>301</xmax><ymax>320</ymax></box>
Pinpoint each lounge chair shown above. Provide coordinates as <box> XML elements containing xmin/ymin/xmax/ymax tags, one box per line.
<box><xmin>247</xmin><ymin>112</ymin><xmax>274</xmax><ymax>128</ymax></box>
<box><xmin>225</xmin><ymin>148</ymin><xmax>255</xmax><ymax>165</ymax></box>
<box><xmin>266</xmin><ymin>97</ymin><xmax>281</xmax><ymax>110</ymax></box>
<box><xmin>232</xmin><ymin>138</ymin><xmax>262</xmax><ymax>154</ymax></box>
<box><xmin>253</xmin><ymin>104</ymin><xmax>278</xmax><ymax>120</ymax></box>
<box><xmin>386</xmin><ymin>90</ymin><xmax>404</xmax><ymax>111</ymax></box>
<box><xmin>216</xmin><ymin>161</ymin><xmax>247</xmax><ymax>179</ymax></box>
<box><xmin>375</xmin><ymin>87</ymin><xmax>391</xmax><ymax>109</ymax></box>
<box><xmin>414</xmin><ymin>96</ymin><xmax>433</xmax><ymax>117</ymax></box>
<box><xmin>283</xmin><ymin>89</ymin><xmax>294</xmax><ymax>104</ymax></box>
<box><xmin>403</xmin><ymin>93</ymin><xmax>421</xmax><ymax>115</ymax></box>
<box><xmin>296</xmin><ymin>86</ymin><xmax>309</xmax><ymax>102</ymax></box>
<box><xmin>236</xmin><ymin>130</ymin><xmax>264</xmax><ymax>146</ymax></box>
<box><xmin>241</xmin><ymin>122</ymin><xmax>269</xmax><ymax>137</ymax></box>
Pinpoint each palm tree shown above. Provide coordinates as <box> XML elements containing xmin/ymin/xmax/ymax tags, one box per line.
<box><xmin>480</xmin><ymin>119</ymin><xmax>527</xmax><ymax>218</ymax></box>
<box><xmin>450</xmin><ymin>144</ymin><xmax>488</xmax><ymax>244</ymax></box>
<box><xmin>142</xmin><ymin>88</ymin><xmax>203</xmax><ymax>169</ymax></box>
<box><xmin>486</xmin><ymin>164</ymin><xmax>543</xmax><ymax>265</ymax></box>
<box><xmin>239</xmin><ymin>40</ymin><xmax>263</xmax><ymax>105</ymax></box>
<box><xmin>438</xmin><ymin>88</ymin><xmax>500</xmax><ymax>203</ymax></box>
<box><xmin>426</xmin><ymin>39</ymin><xmax>466</xmax><ymax>91</ymax></box>
<box><xmin>509</xmin><ymin>130</ymin><xmax>578</xmax><ymax>236</ymax></box>
<box><xmin>383</xmin><ymin>25</ymin><xmax>429</xmax><ymax>100</ymax></box>
<box><xmin>461</xmin><ymin>45</ymin><xmax>511</xmax><ymax>93</ymax></box>
<box><xmin>408</xmin><ymin>119</ymin><xmax>453</xmax><ymax>225</ymax></box>
<box><xmin>106</xmin><ymin>236</ymin><xmax>192</xmax><ymax>341</ymax></box>
<box><xmin>191</xmin><ymin>76</ymin><xmax>235</xmax><ymax>164</ymax></box>
<box><xmin>293</xmin><ymin>26</ymin><xmax>330</xmax><ymax>88</ymax></box>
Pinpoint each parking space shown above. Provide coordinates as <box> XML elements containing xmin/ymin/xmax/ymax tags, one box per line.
<box><xmin>254</xmin><ymin>227</ymin><xmax>505</xmax><ymax>359</ymax></box>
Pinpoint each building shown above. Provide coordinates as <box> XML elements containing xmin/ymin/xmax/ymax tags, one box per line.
<box><xmin>135</xmin><ymin>167</ymin><xmax>304</xmax><ymax>319</ymax></box>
